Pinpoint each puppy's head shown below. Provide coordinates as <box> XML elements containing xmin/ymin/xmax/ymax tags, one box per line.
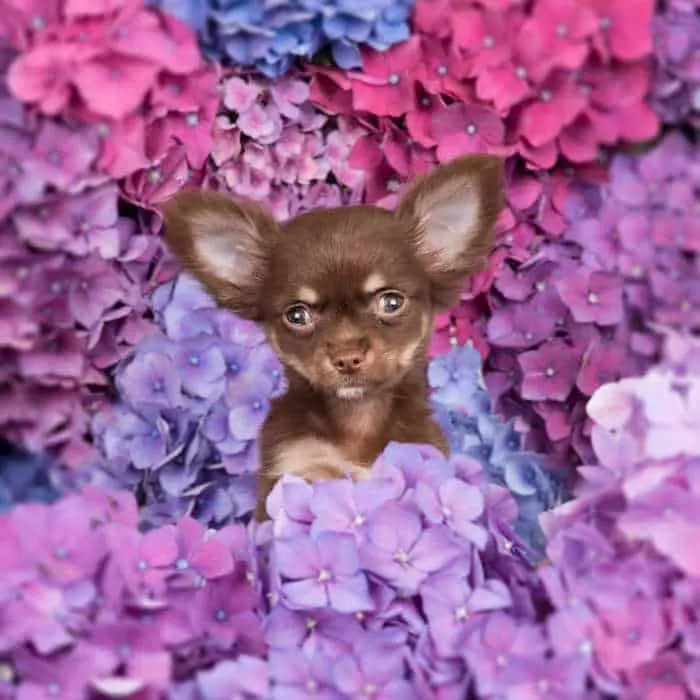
<box><xmin>164</xmin><ymin>155</ymin><xmax>502</xmax><ymax>400</ymax></box>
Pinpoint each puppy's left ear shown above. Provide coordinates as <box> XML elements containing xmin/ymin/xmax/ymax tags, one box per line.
<box><xmin>395</xmin><ymin>154</ymin><xmax>503</xmax><ymax>308</ymax></box>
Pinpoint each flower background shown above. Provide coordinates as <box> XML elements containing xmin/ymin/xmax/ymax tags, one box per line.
<box><xmin>0</xmin><ymin>0</ymin><xmax>699</xmax><ymax>697</ymax></box>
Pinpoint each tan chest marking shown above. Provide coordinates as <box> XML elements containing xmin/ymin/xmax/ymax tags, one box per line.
<box><xmin>270</xmin><ymin>437</ymin><xmax>370</xmax><ymax>482</ymax></box>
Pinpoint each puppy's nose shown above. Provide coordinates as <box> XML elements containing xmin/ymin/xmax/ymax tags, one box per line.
<box><xmin>329</xmin><ymin>348</ymin><xmax>368</xmax><ymax>374</ymax></box>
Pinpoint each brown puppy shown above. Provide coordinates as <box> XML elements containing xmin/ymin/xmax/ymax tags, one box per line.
<box><xmin>163</xmin><ymin>155</ymin><xmax>503</xmax><ymax>520</ymax></box>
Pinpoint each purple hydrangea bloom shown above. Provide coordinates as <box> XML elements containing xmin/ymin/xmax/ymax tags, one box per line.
<box><xmin>275</xmin><ymin>532</ymin><xmax>373</xmax><ymax>612</ymax></box>
<box><xmin>652</xmin><ymin>2</ymin><xmax>700</xmax><ymax>128</ymax></box>
<box><xmin>89</xmin><ymin>273</ymin><xmax>283</xmax><ymax>526</ymax></box>
<box><xmin>0</xmin><ymin>49</ymin><xmax>169</xmax><ymax>467</ymax></box>
<box><xmin>209</xmin><ymin>73</ymin><xmax>367</xmax><ymax>222</ymax></box>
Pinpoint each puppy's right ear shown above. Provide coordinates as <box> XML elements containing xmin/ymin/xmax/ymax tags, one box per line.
<box><xmin>162</xmin><ymin>191</ymin><xmax>280</xmax><ymax>321</ymax></box>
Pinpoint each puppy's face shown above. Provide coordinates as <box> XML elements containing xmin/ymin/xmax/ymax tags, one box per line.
<box><xmin>262</xmin><ymin>207</ymin><xmax>434</xmax><ymax>399</ymax></box>
<box><xmin>163</xmin><ymin>155</ymin><xmax>503</xmax><ymax>399</ymax></box>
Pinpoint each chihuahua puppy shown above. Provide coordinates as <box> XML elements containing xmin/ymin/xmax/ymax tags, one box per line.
<box><xmin>163</xmin><ymin>155</ymin><xmax>502</xmax><ymax>520</ymax></box>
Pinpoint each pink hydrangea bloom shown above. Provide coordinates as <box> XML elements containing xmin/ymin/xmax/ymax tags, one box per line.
<box><xmin>310</xmin><ymin>0</ymin><xmax>658</xmax><ymax>170</ymax></box>
<box><xmin>208</xmin><ymin>72</ymin><xmax>368</xmax><ymax>220</ymax></box>
<box><xmin>5</xmin><ymin>2</ymin><xmax>218</xmax><ymax>195</ymax></box>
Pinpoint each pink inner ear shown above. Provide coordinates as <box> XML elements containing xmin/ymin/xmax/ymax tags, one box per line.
<box><xmin>416</xmin><ymin>187</ymin><xmax>480</xmax><ymax>268</ymax></box>
<box><xmin>194</xmin><ymin>231</ymin><xmax>256</xmax><ymax>288</ymax></box>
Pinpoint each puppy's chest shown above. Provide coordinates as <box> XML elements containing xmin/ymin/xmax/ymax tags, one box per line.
<box><xmin>266</xmin><ymin>399</ymin><xmax>394</xmax><ymax>481</ymax></box>
<box><xmin>317</xmin><ymin>403</ymin><xmax>391</xmax><ymax>466</ymax></box>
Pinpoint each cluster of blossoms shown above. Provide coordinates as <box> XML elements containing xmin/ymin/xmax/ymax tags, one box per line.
<box><xmin>206</xmin><ymin>72</ymin><xmax>368</xmax><ymax>220</ymax></box>
<box><xmin>149</xmin><ymin>0</ymin><xmax>415</xmax><ymax>77</ymax></box>
<box><xmin>89</xmin><ymin>274</ymin><xmax>284</xmax><ymax>527</ymax></box>
<box><xmin>0</xmin><ymin>48</ymin><xmax>170</xmax><ymax>465</ymax></box>
<box><xmin>4</xmin><ymin>0</ymin><xmax>219</xmax><ymax>206</ymax></box>
<box><xmin>0</xmin><ymin>440</ymin><xmax>540</xmax><ymax>698</ymax></box>
<box><xmin>432</xmin><ymin>131</ymin><xmax>699</xmax><ymax>467</ymax></box>
<box><xmin>3</xmin><ymin>331</ymin><xmax>698</xmax><ymax>698</ymax></box>
<box><xmin>537</xmin><ymin>329</ymin><xmax>700</xmax><ymax>698</ymax></box>
<box><xmin>0</xmin><ymin>442</ymin><xmax>61</xmax><ymax>513</ymax></box>
<box><xmin>0</xmin><ymin>487</ymin><xmax>267</xmax><ymax>698</ymax></box>
<box><xmin>429</xmin><ymin>345</ymin><xmax>566</xmax><ymax>558</ymax></box>
<box><xmin>651</xmin><ymin>0</ymin><xmax>700</xmax><ymax>129</ymax></box>
<box><xmin>310</xmin><ymin>0</ymin><xmax>659</xmax><ymax>176</ymax></box>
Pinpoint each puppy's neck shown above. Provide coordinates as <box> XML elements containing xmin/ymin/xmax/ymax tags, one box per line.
<box><xmin>285</xmin><ymin>362</ymin><xmax>430</xmax><ymax>442</ymax></box>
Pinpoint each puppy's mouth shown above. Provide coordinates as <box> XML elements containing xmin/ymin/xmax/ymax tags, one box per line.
<box><xmin>335</xmin><ymin>386</ymin><xmax>366</xmax><ymax>400</ymax></box>
<box><xmin>331</xmin><ymin>376</ymin><xmax>371</xmax><ymax>401</ymax></box>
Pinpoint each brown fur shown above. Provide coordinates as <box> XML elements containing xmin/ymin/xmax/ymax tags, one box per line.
<box><xmin>162</xmin><ymin>155</ymin><xmax>503</xmax><ymax>520</ymax></box>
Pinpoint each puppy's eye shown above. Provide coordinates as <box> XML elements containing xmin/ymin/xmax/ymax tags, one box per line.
<box><xmin>376</xmin><ymin>291</ymin><xmax>406</xmax><ymax>315</ymax></box>
<box><xmin>284</xmin><ymin>303</ymin><xmax>314</xmax><ymax>329</ymax></box>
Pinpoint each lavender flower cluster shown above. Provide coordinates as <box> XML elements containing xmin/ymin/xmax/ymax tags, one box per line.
<box><xmin>0</xmin><ymin>49</ymin><xmax>168</xmax><ymax>466</ymax></box>
<box><xmin>150</xmin><ymin>0</ymin><xmax>415</xmax><ymax>77</ymax></box>
<box><xmin>0</xmin><ymin>440</ymin><xmax>539</xmax><ymax>698</ymax></box>
<box><xmin>0</xmin><ymin>488</ymin><xmax>266</xmax><ymax>697</ymax></box>
<box><xmin>652</xmin><ymin>0</ymin><xmax>700</xmax><ymax>129</ymax></box>
<box><xmin>474</xmin><ymin>131</ymin><xmax>700</xmax><ymax>466</ymax></box>
<box><xmin>3</xmin><ymin>329</ymin><xmax>698</xmax><ymax>698</ymax></box>
<box><xmin>430</xmin><ymin>346</ymin><xmax>566</xmax><ymax>559</ymax></box>
<box><xmin>538</xmin><ymin>328</ymin><xmax>700</xmax><ymax>698</ymax></box>
<box><xmin>90</xmin><ymin>274</ymin><xmax>284</xmax><ymax>527</ymax></box>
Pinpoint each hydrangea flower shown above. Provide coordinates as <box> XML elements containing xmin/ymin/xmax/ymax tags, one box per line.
<box><xmin>430</xmin><ymin>345</ymin><xmax>566</xmax><ymax>557</ymax></box>
<box><xmin>187</xmin><ymin>0</ymin><xmax>414</xmax><ymax>77</ymax></box>
<box><xmin>0</xmin><ymin>61</ymin><xmax>166</xmax><ymax>464</ymax></box>
<box><xmin>434</xmin><ymin>132</ymin><xmax>699</xmax><ymax>467</ymax></box>
<box><xmin>0</xmin><ymin>486</ymin><xmax>264</xmax><ymax>697</ymax></box>
<box><xmin>310</xmin><ymin>0</ymin><xmax>659</xmax><ymax>169</ymax></box>
<box><xmin>538</xmin><ymin>329</ymin><xmax>700</xmax><ymax>698</ymax></box>
<box><xmin>87</xmin><ymin>272</ymin><xmax>282</xmax><ymax>524</ymax></box>
<box><xmin>208</xmin><ymin>72</ymin><xmax>368</xmax><ymax>220</ymax></box>
<box><xmin>5</xmin><ymin>1</ymin><xmax>219</xmax><ymax>204</ymax></box>
<box><xmin>651</xmin><ymin>0</ymin><xmax>700</xmax><ymax>128</ymax></box>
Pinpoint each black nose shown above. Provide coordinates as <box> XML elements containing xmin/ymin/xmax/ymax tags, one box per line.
<box><xmin>330</xmin><ymin>348</ymin><xmax>368</xmax><ymax>374</ymax></box>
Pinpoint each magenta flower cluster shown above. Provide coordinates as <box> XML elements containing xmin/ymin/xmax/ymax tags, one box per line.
<box><xmin>4</xmin><ymin>0</ymin><xmax>219</xmax><ymax>202</ymax></box>
<box><xmin>0</xmin><ymin>1</ymin><xmax>224</xmax><ymax>464</ymax></box>
<box><xmin>310</xmin><ymin>0</ymin><xmax>659</xmax><ymax>173</ymax></box>
<box><xmin>469</xmin><ymin>133</ymin><xmax>699</xmax><ymax>466</ymax></box>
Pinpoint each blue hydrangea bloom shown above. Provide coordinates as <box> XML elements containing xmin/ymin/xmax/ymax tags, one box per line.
<box><xmin>0</xmin><ymin>442</ymin><xmax>62</xmax><ymax>512</ymax></box>
<box><xmin>146</xmin><ymin>0</ymin><xmax>210</xmax><ymax>33</ymax></box>
<box><xmin>151</xmin><ymin>0</ymin><xmax>416</xmax><ymax>76</ymax></box>
<box><xmin>430</xmin><ymin>345</ymin><xmax>568</xmax><ymax>560</ymax></box>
